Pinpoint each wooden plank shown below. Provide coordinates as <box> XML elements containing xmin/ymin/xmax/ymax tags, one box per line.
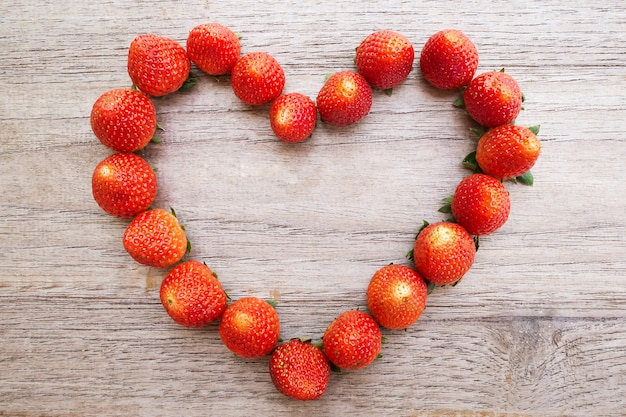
<box><xmin>1</xmin><ymin>0</ymin><xmax>625</xmax><ymax>416</ymax></box>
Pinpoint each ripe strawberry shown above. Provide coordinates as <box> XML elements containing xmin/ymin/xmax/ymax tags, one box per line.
<box><xmin>269</xmin><ymin>339</ymin><xmax>331</xmax><ymax>401</ymax></box>
<box><xmin>128</xmin><ymin>34</ymin><xmax>191</xmax><ymax>97</ymax></box>
<box><xmin>90</xmin><ymin>88</ymin><xmax>157</xmax><ymax>153</ymax></box>
<box><xmin>463</xmin><ymin>70</ymin><xmax>523</xmax><ymax>127</ymax></box>
<box><xmin>231</xmin><ymin>52</ymin><xmax>285</xmax><ymax>105</ymax></box>
<box><xmin>186</xmin><ymin>23</ymin><xmax>241</xmax><ymax>75</ymax></box>
<box><xmin>316</xmin><ymin>71</ymin><xmax>372</xmax><ymax>127</ymax></box>
<box><xmin>122</xmin><ymin>208</ymin><xmax>188</xmax><ymax>268</ymax></box>
<box><xmin>92</xmin><ymin>153</ymin><xmax>157</xmax><ymax>218</ymax></box>
<box><xmin>322</xmin><ymin>310</ymin><xmax>381</xmax><ymax>370</ymax></box>
<box><xmin>366</xmin><ymin>264</ymin><xmax>428</xmax><ymax>330</ymax></box>
<box><xmin>160</xmin><ymin>260</ymin><xmax>227</xmax><ymax>328</ymax></box>
<box><xmin>413</xmin><ymin>222</ymin><xmax>476</xmax><ymax>286</ymax></box>
<box><xmin>219</xmin><ymin>297</ymin><xmax>280</xmax><ymax>358</ymax></box>
<box><xmin>476</xmin><ymin>125</ymin><xmax>541</xmax><ymax>180</ymax></box>
<box><xmin>419</xmin><ymin>29</ymin><xmax>478</xmax><ymax>90</ymax></box>
<box><xmin>355</xmin><ymin>30</ymin><xmax>414</xmax><ymax>90</ymax></box>
<box><xmin>451</xmin><ymin>173</ymin><xmax>511</xmax><ymax>236</ymax></box>
<box><xmin>269</xmin><ymin>93</ymin><xmax>317</xmax><ymax>143</ymax></box>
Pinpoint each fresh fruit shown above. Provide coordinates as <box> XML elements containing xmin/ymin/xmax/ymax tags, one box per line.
<box><xmin>419</xmin><ymin>29</ymin><xmax>478</xmax><ymax>90</ymax></box>
<box><xmin>219</xmin><ymin>297</ymin><xmax>280</xmax><ymax>358</ymax></box>
<box><xmin>269</xmin><ymin>93</ymin><xmax>317</xmax><ymax>143</ymax></box>
<box><xmin>413</xmin><ymin>222</ymin><xmax>476</xmax><ymax>286</ymax></box>
<box><xmin>322</xmin><ymin>310</ymin><xmax>381</xmax><ymax>370</ymax></box>
<box><xmin>475</xmin><ymin>124</ymin><xmax>541</xmax><ymax>180</ymax></box>
<box><xmin>269</xmin><ymin>339</ymin><xmax>331</xmax><ymax>401</ymax></box>
<box><xmin>160</xmin><ymin>260</ymin><xmax>227</xmax><ymax>328</ymax></box>
<box><xmin>316</xmin><ymin>71</ymin><xmax>373</xmax><ymax>127</ymax></box>
<box><xmin>451</xmin><ymin>173</ymin><xmax>511</xmax><ymax>236</ymax></box>
<box><xmin>92</xmin><ymin>153</ymin><xmax>157</xmax><ymax>217</ymax></box>
<box><xmin>463</xmin><ymin>70</ymin><xmax>523</xmax><ymax>127</ymax></box>
<box><xmin>230</xmin><ymin>52</ymin><xmax>285</xmax><ymax>105</ymax></box>
<box><xmin>128</xmin><ymin>34</ymin><xmax>191</xmax><ymax>97</ymax></box>
<box><xmin>366</xmin><ymin>264</ymin><xmax>428</xmax><ymax>330</ymax></box>
<box><xmin>90</xmin><ymin>88</ymin><xmax>157</xmax><ymax>153</ymax></box>
<box><xmin>355</xmin><ymin>30</ymin><xmax>414</xmax><ymax>90</ymax></box>
<box><xmin>186</xmin><ymin>23</ymin><xmax>241</xmax><ymax>75</ymax></box>
<box><xmin>122</xmin><ymin>208</ymin><xmax>188</xmax><ymax>268</ymax></box>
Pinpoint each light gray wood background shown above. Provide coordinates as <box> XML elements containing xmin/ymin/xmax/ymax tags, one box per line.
<box><xmin>1</xmin><ymin>1</ymin><xmax>625</xmax><ymax>416</ymax></box>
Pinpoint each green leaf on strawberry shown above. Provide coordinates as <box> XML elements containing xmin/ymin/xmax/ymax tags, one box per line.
<box><xmin>463</xmin><ymin>151</ymin><xmax>482</xmax><ymax>173</ymax></box>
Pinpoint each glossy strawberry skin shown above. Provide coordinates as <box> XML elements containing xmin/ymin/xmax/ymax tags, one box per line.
<box><xmin>92</xmin><ymin>153</ymin><xmax>157</xmax><ymax>218</ymax></box>
<box><xmin>322</xmin><ymin>310</ymin><xmax>381</xmax><ymax>370</ymax></box>
<box><xmin>122</xmin><ymin>208</ymin><xmax>188</xmax><ymax>268</ymax></box>
<box><xmin>463</xmin><ymin>70</ymin><xmax>523</xmax><ymax>127</ymax></box>
<box><xmin>128</xmin><ymin>34</ymin><xmax>191</xmax><ymax>97</ymax></box>
<box><xmin>90</xmin><ymin>88</ymin><xmax>157</xmax><ymax>153</ymax></box>
<box><xmin>413</xmin><ymin>222</ymin><xmax>476</xmax><ymax>286</ymax></box>
<box><xmin>419</xmin><ymin>29</ymin><xmax>478</xmax><ymax>90</ymax></box>
<box><xmin>269</xmin><ymin>93</ymin><xmax>317</xmax><ymax>143</ymax></box>
<box><xmin>316</xmin><ymin>71</ymin><xmax>373</xmax><ymax>127</ymax></box>
<box><xmin>160</xmin><ymin>260</ymin><xmax>227</xmax><ymax>328</ymax></box>
<box><xmin>476</xmin><ymin>125</ymin><xmax>541</xmax><ymax>180</ymax></box>
<box><xmin>366</xmin><ymin>264</ymin><xmax>428</xmax><ymax>330</ymax></box>
<box><xmin>231</xmin><ymin>52</ymin><xmax>285</xmax><ymax>105</ymax></box>
<box><xmin>186</xmin><ymin>23</ymin><xmax>240</xmax><ymax>75</ymax></box>
<box><xmin>269</xmin><ymin>339</ymin><xmax>331</xmax><ymax>401</ymax></box>
<box><xmin>355</xmin><ymin>30</ymin><xmax>414</xmax><ymax>90</ymax></box>
<box><xmin>219</xmin><ymin>297</ymin><xmax>280</xmax><ymax>358</ymax></box>
<box><xmin>451</xmin><ymin>173</ymin><xmax>511</xmax><ymax>236</ymax></box>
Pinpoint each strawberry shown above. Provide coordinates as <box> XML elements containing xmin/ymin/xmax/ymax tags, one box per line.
<box><xmin>322</xmin><ymin>310</ymin><xmax>381</xmax><ymax>370</ymax></box>
<box><xmin>412</xmin><ymin>222</ymin><xmax>476</xmax><ymax>286</ymax></box>
<box><xmin>219</xmin><ymin>297</ymin><xmax>280</xmax><ymax>358</ymax></box>
<box><xmin>451</xmin><ymin>173</ymin><xmax>511</xmax><ymax>236</ymax></box>
<box><xmin>269</xmin><ymin>339</ymin><xmax>331</xmax><ymax>401</ymax></box>
<box><xmin>419</xmin><ymin>29</ymin><xmax>478</xmax><ymax>90</ymax></box>
<box><xmin>269</xmin><ymin>92</ymin><xmax>317</xmax><ymax>143</ymax></box>
<box><xmin>230</xmin><ymin>52</ymin><xmax>285</xmax><ymax>106</ymax></box>
<box><xmin>186</xmin><ymin>23</ymin><xmax>241</xmax><ymax>75</ymax></box>
<box><xmin>462</xmin><ymin>70</ymin><xmax>523</xmax><ymax>127</ymax></box>
<box><xmin>316</xmin><ymin>71</ymin><xmax>373</xmax><ymax>127</ymax></box>
<box><xmin>475</xmin><ymin>124</ymin><xmax>541</xmax><ymax>180</ymax></box>
<box><xmin>366</xmin><ymin>264</ymin><xmax>428</xmax><ymax>330</ymax></box>
<box><xmin>90</xmin><ymin>88</ymin><xmax>157</xmax><ymax>153</ymax></box>
<box><xmin>92</xmin><ymin>153</ymin><xmax>157</xmax><ymax>218</ymax></box>
<box><xmin>128</xmin><ymin>34</ymin><xmax>191</xmax><ymax>97</ymax></box>
<box><xmin>160</xmin><ymin>260</ymin><xmax>227</xmax><ymax>328</ymax></box>
<box><xmin>355</xmin><ymin>30</ymin><xmax>414</xmax><ymax>90</ymax></box>
<box><xmin>122</xmin><ymin>208</ymin><xmax>188</xmax><ymax>268</ymax></box>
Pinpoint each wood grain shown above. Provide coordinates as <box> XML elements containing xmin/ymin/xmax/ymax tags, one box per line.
<box><xmin>1</xmin><ymin>0</ymin><xmax>625</xmax><ymax>416</ymax></box>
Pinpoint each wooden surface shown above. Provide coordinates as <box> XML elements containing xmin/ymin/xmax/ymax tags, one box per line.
<box><xmin>1</xmin><ymin>1</ymin><xmax>625</xmax><ymax>416</ymax></box>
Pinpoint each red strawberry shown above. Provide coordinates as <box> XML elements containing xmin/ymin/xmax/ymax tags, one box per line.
<box><xmin>90</xmin><ymin>88</ymin><xmax>157</xmax><ymax>153</ymax></box>
<box><xmin>413</xmin><ymin>222</ymin><xmax>476</xmax><ymax>286</ymax></box>
<box><xmin>322</xmin><ymin>310</ymin><xmax>381</xmax><ymax>370</ymax></box>
<box><xmin>476</xmin><ymin>125</ymin><xmax>541</xmax><ymax>180</ymax></box>
<box><xmin>219</xmin><ymin>297</ymin><xmax>280</xmax><ymax>358</ymax></box>
<box><xmin>186</xmin><ymin>23</ymin><xmax>241</xmax><ymax>75</ymax></box>
<box><xmin>269</xmin><ymin>92</ymin><xmax>317</xmax><ymax>143</ymax></box>
<box><xmin>451</xmin><ymin>173</ymin><xmax>511</xmax><ymax>236</ymax></box>
<box><xmin>366</xmin><ymin>264</ymin><xmax>428</xmax><ymax>330</ymax></box>
<box><xmin>122</xmin><ymin>208</ymin><xmax>188</xmax><ymax>268</ymax></box>
<box><xmin>316</xmin><ymin>71</ymin><xmax>373</xmax><ymax>127</ymax></box>
<box><xmin>230</xmin><ymin>52</ymin><xmax>285</xmax><ymax>105</ymax></box>
<box><xmin>463</xmin><ymin>70</ymin><xmax>523</xmax><ymax>127</ymax></box>
<box><xmin>419</xmin><ymin>29</ymin><xmax>478</xmax><ymax>89</ymax></box>
<box><xmin>269</xmin><ymin>339</ymin><xmax>331</xmax><ymax>401</ymax></box>
<box><xmin>160</xmin><ymin>260</ymin><xmax>227</xmax><ymax>328</ymax></box>
<box><xmin>92</xmin><ymin>153</ymin><xmax>157</xmax><ymax>218</ymax></box>
<box><xmin>355</xmin><ymin>30</ymin><xmax>414</xmax><ymax>90</ymax></box>
<box><xmin>128</xmin><ymin>34</ymin><xmax>191</xmax><ymax>97</ymax></box>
